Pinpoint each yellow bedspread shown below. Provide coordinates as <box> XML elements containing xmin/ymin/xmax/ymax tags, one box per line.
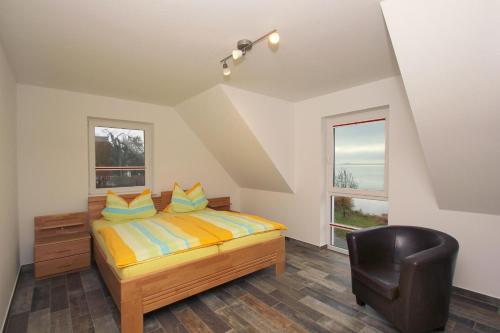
<box><xmin>96</xmin><ymin>209</ymin><xmax>286</xmax><ymax>268</ymax></box>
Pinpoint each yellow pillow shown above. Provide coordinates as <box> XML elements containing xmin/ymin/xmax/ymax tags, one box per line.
<box><xmin>164</xmin><ymin>182</ymin><xmax>209</xmax><ymax>213</ymax></box>
<box><xmin>101</xmin><ymin>189</ymin><xmax>157</xmax><ymax>221</ymax></box>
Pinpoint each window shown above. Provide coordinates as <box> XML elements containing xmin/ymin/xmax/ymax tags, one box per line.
<box><xmin>326</xmin><ymin>108</ymin><xmax>389</xmax><ymax>252</ymax></box>
<box><xmin>88</xmin><ymin>118</ymin><xmax>152</xmax><ymax>194</ymax></box>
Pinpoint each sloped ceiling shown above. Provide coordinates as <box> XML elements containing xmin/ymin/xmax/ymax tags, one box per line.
<box><xmin>0</xmin><ymin>0</ymin><xmax>398</xmax><ymax>106</ymax></box>
<box><xmin>382</xmin><ymin>0</ymin><xmax>500</xmax><ymax>215</ymax></box>
<box><xmin>221</xmin><ymin>85</ymin><xmax>295</xmax><ymax>189</ymax></box>
<box><xmin>176</xmin><ymin>85</ymin><xmax>293</xmax><ymax>193</ymax></box>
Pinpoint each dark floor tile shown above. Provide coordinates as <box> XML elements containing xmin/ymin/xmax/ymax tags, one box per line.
<box><xmin>143</xmin><ymin>313</ymin><xmax>162</xmax><ymax>333</ymax></box>
<box><xmin>238</xmin><ymin>280</ymin><xmax>279</xmax><ymax>306</ymax></box>
<box><xmin>27</xmin><ymin>308</ymin><xmax>50</xmax><ymax>333</ymax></box>
<box><xmin>50</xmin><ymin>276</ymin><xmax>66</xmax><ymax>288</ymax></box>
<box><xmin>50</xmin><ymin>309</ymin><xmax>72</xmax><ymax>333</ymax></box>
<box><xmin>80</xmin><ymin>269</ymin><xmax>102</xmax><ymax>293</ymax></box>
<box><xmin>91</xmin><ymin>314</ymin><xmax>119</xmax><ymax>333</ymax></box>
<box><xmin>18</xmin><ymin>267</ymin><xmax>35</xmax><ymax>289</ymax></box>
<box><xmin>448</xmin><ymin>312</ymin><xmax>475</xmax><ymax>327</ymax></box>
<box><xmin>172</xmin><ymin>307</ymin><xmax>212</xmax><ymax>333</ymax></box>
<box><xmin>453</xmin><ymin>293</ymin><xmax>499</xmax><ymax>313</ymax></box>
<box><xmin>186</xmin><ymin>296</ymin><xmax>231</xmax><ymax>332</ymax></box>
<box><xmin>6</xmin><ymin>240</ymin><xmax>500</xmax><ymax>333</ymax></box>
<box><xmin>453</xmin><ymin>287</ymin><xmax>500</xmax><ymax>308</ymax></box>
<box><xmin>84</xmin><ymin>289</ymin><xmax>111</xmax><ymax>320</ymax></box>
<box><xmin>273</xmin><ymin>302</ymin><xmax>332</xmax><ymax>333</ymax></box>
<box><xmin>155</xmin><ymin>307</ymin><xmax>188</xmax><ymax>333</ymax></box>
<box><xmin>50</xmin><ymin>284</ymin><xmax>68</xmax><ymax>313</ymax></box>
<box><xmin>31</xmin><ymin>284</ymin><xmax>50</xmax><ymax>312</ymax></box>
<box><xmin>270</xmin><ymin>288</ymin><xmax>324</xmax><ymax>321</ymax></box>
<box><xmin>4</xmin><ymin>311</ymin><xmax>29</xmax><ymax>333</ymax></box>
<box><xmin>474</xmin><ymin>322</ymin><xmax>500</xmax><ymax>333</ymax></box>
<box><xmin>9</xmin><ymin>286</ymin><xmax>33</xmax><ymax>315</ymax></box>
<box><xmin>66</xmin><ymin>273</ymin><xmax>84</xmax><ymax>296</ymax></box>
<box><xmin>68</xmin><ymin>293</ymin><xmax>93</xmax><ymax>333</ymax></box>
<box><xmin>105</xmin><ymin>295</ymin><xmax>121</xmax><ymax>330</ymax></box>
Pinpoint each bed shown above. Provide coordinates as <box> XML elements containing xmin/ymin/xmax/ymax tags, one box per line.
<box><xmin>88</xmin><ymin>191</ymin><xmax>286</xmax><ymax>333</ymax></box>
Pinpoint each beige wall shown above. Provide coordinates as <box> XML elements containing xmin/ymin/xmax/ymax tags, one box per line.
<box><xmin>221</xmin><ymin>85</ymin><xmax>295</xmax><ymax>190</ymax></box>
<box><xmin>241</xmin><ymin>76</ymin><xmax>500</xmax><ymax>298</ymax></box>
<box><xmin>382</xmin><ymin>0</ymin><xmax>500</xmax><ymax>215</ymax></box>
<box><xmin>0</xmin><ymin>43</ymin><xmax>19</xmax><ymax>327</ymax></box>
<box><xmin>17</xmin><ymin>84</ymin><xmax>240</xmax><ymax>265</ymax></box>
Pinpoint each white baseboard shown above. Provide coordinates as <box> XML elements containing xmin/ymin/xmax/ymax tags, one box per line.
<box><xmin>1</xmin><ymin>266</ymin><xmax>21</xmax><ymax>332</ymax></box>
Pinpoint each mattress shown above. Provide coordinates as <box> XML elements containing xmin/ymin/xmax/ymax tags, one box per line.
<box><xmin>93</xmin><ymin>209</ymin><xmax>286</xmax><ymax>268</ymax></box>
<box><xmin>93</xmin><ymin>229</ymin><xmax>219</xmax><ymax>280</ymax></box>
<box><xmin>92</xmin><ymin>218</ymin><xmax>282</xmax><ymax>280</ymax></box>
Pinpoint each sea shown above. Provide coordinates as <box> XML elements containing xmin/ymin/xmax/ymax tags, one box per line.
<box><xmin>335</xmin><ymin>163</ymin><xmax>385</xmax><ymax>192</ymax></box>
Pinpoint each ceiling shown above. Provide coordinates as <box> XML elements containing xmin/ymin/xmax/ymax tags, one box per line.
<box><xmin>0</xmin><ymin>0</ymin><xmax>399</xmax><ymax>106</ymax></box>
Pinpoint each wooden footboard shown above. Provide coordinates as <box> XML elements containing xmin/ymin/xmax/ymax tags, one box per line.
<box><xmin>94</xmin><ymin>236</ymin><xmax>286</xmax><ymax>333</ymax></box>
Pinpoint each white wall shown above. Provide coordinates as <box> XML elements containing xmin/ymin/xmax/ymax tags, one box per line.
<box><xmin>176</xmin><ymin>85</ymin><xmax>292</xmax><ymax>193</ymax></box>
<box><xmin>241</xmin><ymin>76</ymin><xmax>500</xmax><ymax>298</ymax></box>
<box><xmin>381</xmin><ymin>0</ymin><xmax>500</xmax><ymax>215</ymax></box>
<box><xmin>17</xmin><ymin>85</ymin><xmax>240</xmax><ymax>265</ymax></box>
<box><xmin>221</xmin><ymin>85</ymin><xmax>295</xmax><ymax>191</ymax></box>
<box><xmin>0</xmin><ymin>43</ymin><xmax>19</xmax><ymax>327</ymax></box>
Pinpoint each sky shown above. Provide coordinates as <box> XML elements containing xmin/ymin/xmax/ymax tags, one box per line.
<box><xmin>95</xmin><ymin>126</ymin><xmax>144</xmax><ymax>142</ymax></box>
<box><xmin>334</xmin><ymin>120</ymin><xmax>385</xmax><ymax>165</ymax></box>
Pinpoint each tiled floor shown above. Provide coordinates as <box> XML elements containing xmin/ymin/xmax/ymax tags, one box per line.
<box><xmin>4</xmin><ymin>239</ymin><xmax>500</xmax><ymax>332</ymax></box>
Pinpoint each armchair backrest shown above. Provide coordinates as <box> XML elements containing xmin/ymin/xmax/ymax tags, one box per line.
<box><xmin>393</xmin><ymin>227</ymin><xmax>442</xmax><ymax>264</ymax></box>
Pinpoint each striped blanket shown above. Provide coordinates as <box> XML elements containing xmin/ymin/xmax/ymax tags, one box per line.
<box><xmin>96</xmin><ymin>209</ymin><xmax>287</xmax><ymax>267</ymax></box>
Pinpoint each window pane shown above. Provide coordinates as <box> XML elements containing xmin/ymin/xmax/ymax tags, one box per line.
<box><xmin>334</xmin><ymin>120</ymin><xmax>385</xmax><ymax>191</ymax></box>
<box><xmin>96</xmin><ymin>170</ymin><xmax>145</xmax><ymax>189</ymax></box>
<box><xmin>332</xmin><ymin>227</ymin><xmax>349</xmax><ymax>250</ymax></box>
<box><xmin>94</xmin><ymin>126</ymin><xmax>145</xmax><ymax>189</ymax></box>
<box><xmin>331</xmin><ymin>196</ymin><xmax>388</xmax><ymax>249</ymax></box>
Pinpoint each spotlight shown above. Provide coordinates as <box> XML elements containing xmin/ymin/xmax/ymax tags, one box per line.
<box><xmin>222</xmin><ymin>62</ymin><xmax>231</xmax><ymax>76</ymax></box>
<box><xmin>268</xmin><ymin>31</ymin><xmax>280</xmax><ymax>45</ymax></box>
<box><xmin>232</xmin><ymin>49</ymin><xmax>243</xmax><ymax>60</ymax></box>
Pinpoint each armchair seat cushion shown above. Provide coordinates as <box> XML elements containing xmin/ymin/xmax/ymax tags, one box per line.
<box><xmin>352</xmin><ymin>263</ymin><xmax>400</xmax><ymax>300</ymax></box>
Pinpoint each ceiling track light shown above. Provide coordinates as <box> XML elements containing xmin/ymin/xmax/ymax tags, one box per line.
<box><xmin>220</xmin><ymin>29</ymin><xmax>279</xmax><ymax>76</ymax></box>
<box><xmin>222</xmin><ymin>61</ymin><xmax>231</xmax><ymax>76</ymax></box>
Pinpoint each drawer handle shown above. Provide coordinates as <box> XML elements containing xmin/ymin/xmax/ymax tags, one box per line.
<box><xmin>58</xmin><ymin>263</ymin><xmax>73</xmax><ymax>269</ymax></box>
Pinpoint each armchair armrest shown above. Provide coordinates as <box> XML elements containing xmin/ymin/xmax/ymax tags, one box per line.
<box><xmin>346</xmin><ymin>226</ymin><xmax>395</xmax><ymax>266</ymax></box>
<box><xmin>398</xmin><ymin>239</ymin><xmax>459</xmax><ymax>309</ymax></box>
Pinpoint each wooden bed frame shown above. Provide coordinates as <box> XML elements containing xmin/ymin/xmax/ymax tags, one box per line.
<box><xmin>88</xmin><ymin>191</ymin><xmax>285</xmax><ymax>333</ymax></box>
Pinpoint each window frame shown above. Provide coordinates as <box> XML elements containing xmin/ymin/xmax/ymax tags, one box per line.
<box><xmin>325</xmin><ymin>108</ymin><xmax>389</xmax><ymax>253</ymax></box>
<box><xmin>88</xmin><ymin>118</ymin><xmax>153</xmax><ymax>195</ymax></box>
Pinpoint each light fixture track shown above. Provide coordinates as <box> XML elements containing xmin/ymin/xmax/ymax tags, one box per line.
<box><xmin>219</xmin><ymin>29</ymin><xmax>279</xmax><ymax>76</ymax></box>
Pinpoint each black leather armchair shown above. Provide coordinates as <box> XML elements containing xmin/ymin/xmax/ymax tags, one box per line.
<box><xmin>346</xmin><ymin>226</ymin><xmax>459</xmax><ymax>333</ymax></box>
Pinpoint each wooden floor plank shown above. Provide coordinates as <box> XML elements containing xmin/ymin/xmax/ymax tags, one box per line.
<box><xmin>27</xmin><ymin>309</ymin><xmax>50</xmax><ymax>333</ymax></box>
<box><xmin>239</xmin><ymin>294</ymin><xmax>306</xmax><ymax>332</ymax></box>
<box><xmin>68</xmin><ymin>292</ymin><xmax>94</xmax><ymax>333</ymax></box>
<box><xmin>155</xmin><ymin>307</ymin><xmax>188</xmax><ymax>333</ymax></box>
<box><xmin>50</xmin><ymin>309</ymin><xmax>72</xmax><ymax>333</ymax></box>
<box><xmin>300</xmin><ymin>295</ymin><xmax>366</xmax><ymax>332</ymax></box>
<box><xmin>273</xmin><ymin>302</ymin><xmax>333</xmax><ymax>333</ymax></box>
<box><xmin>30</xmin><ymin>284</ymin><xmax>50</xmax><ymax>312</ymax></box>
<box><xmin>172</xmin><ymin>307</ymin><xmax>213</xmax><ymax>333</ymax></box>
<box><xmin>186</xmin><ymin>296</ymin><xmax>231</xmax><ymax>333</ymax></box>
<box><xmin>4</xmin><ymin>311</ymin><xmax>30</xmax><ymax>333</ymax></box>
<box><xmin>215</xmin><ymin>306</ymin><xmax>258</xmax><ymax>333</ymax></box>
<box><xmin>9</xmin><ymin>286</ymin><xmax>34</xmax><ymax>315</ymax></box>
<box><xmin>7</xmin><ymin>240</ymin><xmax>499</xmax><ymax>333</ymax></box>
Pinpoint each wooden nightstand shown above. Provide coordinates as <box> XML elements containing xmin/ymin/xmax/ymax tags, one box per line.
<box><xmin>208</xmin><ymin>196</ymin><xmax>231</xmax><ymax>211</ymax></box>
<box><xmin>34</xmin><ymin>212</ymin><xmax>91</xmax><ymax>279</ymax></box>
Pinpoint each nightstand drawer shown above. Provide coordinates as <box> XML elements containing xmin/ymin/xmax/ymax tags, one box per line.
<box><xmin>35</xmin><ymin>237</ymin><xmax>89</xmax><ymax>262</ymax></box>
<box><xmin>35</xmin><ymin>253</ymin><xmax>90</xmax><ymax>278</ymax></box>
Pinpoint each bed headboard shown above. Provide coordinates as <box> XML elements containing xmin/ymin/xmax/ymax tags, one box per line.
<box><xmin>88</xmin><ymin>191</ymin><xmax>230</xmax><ymax>221</ymax></box>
